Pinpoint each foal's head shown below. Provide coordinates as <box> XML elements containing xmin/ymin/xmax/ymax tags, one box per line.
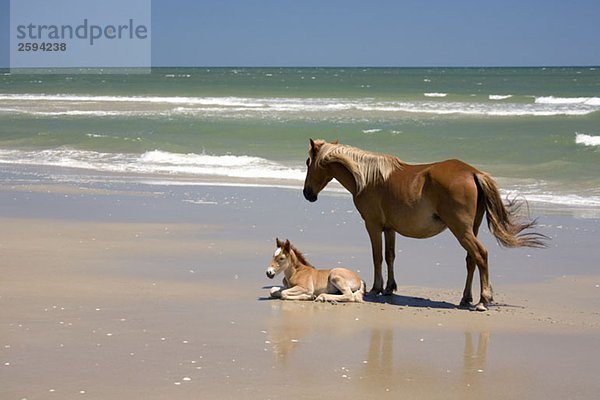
<box><xmin>266</xmin><ymin>238</ymin><xmax>294</xmax><ymax>279</ymax></box>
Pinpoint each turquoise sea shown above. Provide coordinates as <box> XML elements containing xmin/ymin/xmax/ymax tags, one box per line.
<box><xmin>1</xmin><ymin>67</ymin><xmax>599</xmax><ymax>214</ymax></box>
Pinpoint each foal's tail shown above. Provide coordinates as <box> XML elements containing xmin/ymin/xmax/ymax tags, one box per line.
<box><xmin>475</xmin><ymin>173</ymin><xmax>548</xmax><ymax>248</ymax></box>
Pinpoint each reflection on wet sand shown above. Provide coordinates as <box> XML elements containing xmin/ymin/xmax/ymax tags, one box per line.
<box><xmin>265</xmin><ymin>301</ymin><xmax>313</xmax><ymax>363</ymax></box>
<box><xmin>358</xmin><ymin>329</ymin><xmax>490</xmax><ymax>397</ymax></box>
<box><xmin>461</xmin><ymin>331</ymin><xmax>490</xmax><ymax>397</ymax></box>
<box><xmin>264</xmin><ymin>299</ymin><xmax>491</xmax><ymax>397</ymax></box>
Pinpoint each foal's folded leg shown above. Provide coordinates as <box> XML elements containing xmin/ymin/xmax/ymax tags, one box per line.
<box><xmin>269</xmin><ymin>286</ymin><xmax>283</xmax><ymax>298</ymax></box>
<box><xmin>280</xmin><ymin>286</ymin><xmax>314</xmax><ymax>301</ymax></box>
<box><xmin>316</xmin><ymin>274</ymin><xmax>361</xmax><ymax>303</ymax></box>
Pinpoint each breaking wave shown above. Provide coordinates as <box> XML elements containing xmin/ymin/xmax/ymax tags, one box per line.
<box><xmin>575</xmin><ymin>133</ymin><xmax>600</xmax><ymax>147</ymax></box>
<box><xmin>1</xmin><ymin>93</ymin><xmax>599</xmax><ymax>118</ymax></box>
<box><xmin>0</xmin><ymin>148</ymin><xmax>305</xmax><ymax>181</ymax></box>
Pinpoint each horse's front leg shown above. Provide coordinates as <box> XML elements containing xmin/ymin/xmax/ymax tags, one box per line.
<box><xmin>270</xmin><ymin>277</ymin><xmax>291</xmax><ymax>298</ymax></box>
<box><xmin>383</xmin><ymin>229</ymin><xmax>397</xmax><ymax>295</ymax></box>
<box><xmin>280</xmin><ymin>286</ymin><xmax>314</xmax><ymax>301</ymax></box>
<box><xmin>366</xmin><ymin>223</ymin><xmax>384</xmax><ymax>296</ymax></box>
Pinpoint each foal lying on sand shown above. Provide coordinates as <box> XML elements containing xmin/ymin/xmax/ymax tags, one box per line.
<box><xmin>266</xmin><ymin>238</ymin><xmax>365</xmax><ymax>302</ymax></box>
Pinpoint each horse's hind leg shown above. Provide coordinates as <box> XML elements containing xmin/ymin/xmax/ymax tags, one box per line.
<box><xmin>460</xmin><ymin>205</ymin><xmax>485</xmax><ymax>308</ymax></box>
<box><xmin>458</xmin><ymin>232</ymin><xmax>491</xmax><ymax>311</ymax></box>
<box><xmin>442</xmin><ymin>198</ymin><xmax>491</xmax><ymax>311</ymax></box>
<box><xmin>460</xmin><ymin>254</ymin><xmax>476</xmax><ymax>308</ymax></box>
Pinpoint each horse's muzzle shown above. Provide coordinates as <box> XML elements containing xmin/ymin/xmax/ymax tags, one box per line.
<box><xmin>303</xmin><ymin>187</ymin><xmax>318</xmax><ymax>202</ymax></box>
<box><xmin>266</xmin><ymin>269</ymin><xmax>275</xmax><ymax>279</ymax></box>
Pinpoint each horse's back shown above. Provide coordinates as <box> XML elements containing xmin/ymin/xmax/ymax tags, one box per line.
<box><xmin>378</xmin><ymin>159</ymin><xmax>482</xmax><ymax>237</ymax></box>
<box><xmin>422</xmin><ymin>159</ymin><xmax>482</xmax><ymax>198</ymax></box>
<box><xmin>430</xmin><ymin>158</ymin><xmax>481</xmax><ymax>177</ymax></box>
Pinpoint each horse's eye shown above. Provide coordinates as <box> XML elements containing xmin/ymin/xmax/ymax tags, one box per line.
<box><xmin>306</xmin><ymin>158</ymin><xmax>311</xmax><ymax>167</ymax></box>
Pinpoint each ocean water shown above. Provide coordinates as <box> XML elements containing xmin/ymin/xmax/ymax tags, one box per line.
<box><xmin>1</xmin><ymin>67</ymin><xmax>599</xmax><ymax>214</ymax></box>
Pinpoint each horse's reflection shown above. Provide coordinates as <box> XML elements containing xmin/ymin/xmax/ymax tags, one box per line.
<box><xmin>265</xmin><ymin>302</ymin><xmax>490</xmax><ymax>396</ymax></box>
<box><xmin>461</xmin><ymin>331</ymin><xmax>490</xmax><ymax>395</ymax></box>
<box><xmin>360</xmin><ymin>328</ymin><xmax>491</xmax><ymax>397</ymax></box>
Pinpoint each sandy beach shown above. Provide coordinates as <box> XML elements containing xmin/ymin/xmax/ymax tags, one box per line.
<box><xmin>1</xmin><ymin>180</ymin><xmax>599</xmax><ymax>400</ymax></box>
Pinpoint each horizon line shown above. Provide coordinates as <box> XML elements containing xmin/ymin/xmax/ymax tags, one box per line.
<box><xmin>2</xmin><ymin>65</ymin><xmax>599</xmax><ymax>70</ymax></box>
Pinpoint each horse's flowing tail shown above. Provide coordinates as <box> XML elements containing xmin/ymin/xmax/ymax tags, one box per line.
<box><xmin>475</xmin><ymin>173</ymin><xmax>548</xmax><ymax>248</ymax></box>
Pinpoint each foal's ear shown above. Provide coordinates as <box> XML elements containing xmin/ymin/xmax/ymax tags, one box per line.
<box><xmin>276</xmin><ymin>238</ymin><xmax>283</xmax><ymax>248</ymax></box>
<box><xmin>331</xmin><ymin>139</ymin><xmax>339</xmax><ymax>144</ymax></box>
<box><xmin>283</xmin><ymin>239</ymin><xmax>291</xmax><ymax>252</ymax></box>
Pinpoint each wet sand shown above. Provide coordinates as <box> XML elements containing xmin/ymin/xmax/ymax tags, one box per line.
<box><xmin>1</xmin><ymin>182</ymin><xmax>599</xmax><ymax>399</ymax></box>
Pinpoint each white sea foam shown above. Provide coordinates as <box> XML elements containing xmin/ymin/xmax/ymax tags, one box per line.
<box><xmin>489</xmin><ymin>95</ymin><xmax>513</xmax><ymax>100</ymax></box>
<box><xmin>362</xmin><ymin>128</ymin><xmax>382</xmax><ymax>134</ymax></box>
<box><xmin>0</xmin><ymin>94</ymin><xmax>267</xmax><ymax>108</ymax></box>
<box><xmin>575</xmin><ymin>133</ymin><xmax>600</xmax><ymax>147</ymax></box>
<box><xmin>424</xmin><ymin>93</ymin><xmax>447</xmax><ymax>97</ymax></box>
<box><xmin>0</xmin><ymin>148</ymin><xmax>305</xmax><ymax>181</ymax></box>
<box><xmin>500</xmin><ymin>187</ymin><xmax>600</xmax><ymax>209</ymax></box>
<box><xmin>1</xmin><ymin>93</ymin><xmax>599</xmax><ymax>118</ymax></box>
<box><xmin>535</xmin><ymin>96</ymin><xmax>600</xmax><ymax>106</ymax></box>
<box><xmin>514</xmin><ymin>192</ymin><xmax>600</xmax><ymax>208</ymax></box>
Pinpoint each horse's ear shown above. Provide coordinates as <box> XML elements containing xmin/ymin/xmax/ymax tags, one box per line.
<box><xmin>309</xmin><ymin>138</ymin><xmax>324</xmax><ymax>157</ymax></box>
<box><xmin>331</xmin><ymin>139</ymin><xmax>339</xmax><ymax>145</ymax></box>
<box><xmin>276</xmin><ymin>238</ymin><xmax>282</xmax><ymax>248</ymax></box>
<box><xmin>308</xmin><ymin>139</ymin><xmax>319</xmax><ymax>157</ymax></box>
<box><xmin>283</xmin><ymin>239</ymin><xmax>291</xmax><ymax>252</ymax></box>
<box><xmin>309</xmin><ymin>138</ymin><xmax>317</xmax><ymax>159</ymax></box>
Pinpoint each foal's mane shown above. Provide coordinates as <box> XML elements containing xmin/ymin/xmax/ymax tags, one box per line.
<box><xmin>289</xmin><ymin>244</ymin><xmax>314</xmax><ymax>268</ymax></box>
<box><xmin>314</xmin><ymin>141</ymin><xmax>403</xmax><ymax>193</ymax></box>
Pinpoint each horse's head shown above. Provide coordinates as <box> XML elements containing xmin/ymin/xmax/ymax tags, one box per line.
<box><xmin>266</xmin><ymin>238</ymin><xmax>293</xmax><ymax>279</ymax></box>
<box><xmin>303</xmin><ymin>138</ymin><xmax>335</xmax><ymax>202</ymax></box>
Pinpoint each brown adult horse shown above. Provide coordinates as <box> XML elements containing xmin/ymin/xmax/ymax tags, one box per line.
<box><xmin>302</xmin><ymin>139</ymin><xmax>546</xmax><ymax>311</ymax></box>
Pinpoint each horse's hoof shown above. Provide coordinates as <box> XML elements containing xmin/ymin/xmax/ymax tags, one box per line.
<box><xmin>474</xmin><ymin>303</ymin><xmax>488</xmax><ymax>312</ymax></box>
<box><xmin>367</xmin><ymin>288</ymin><xmax>383</xmax><ymax>297</ymax></box>
<box><xmin>459</xmin><ymin>299</ymin><xmax>472</xmax><ymax>309</ymax></box>
<box><xmin>383</xmin><ymin>282</ymin><xmax>397</xmax><ymax>296</ymax></box>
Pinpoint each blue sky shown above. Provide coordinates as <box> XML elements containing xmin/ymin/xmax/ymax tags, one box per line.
<box><xmin>2</xmin><ymin>0</ymin><xmax>600</xmax><ymax>67</ymax></box>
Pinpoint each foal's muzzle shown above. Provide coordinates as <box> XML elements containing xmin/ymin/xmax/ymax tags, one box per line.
<box><xmin>303</xmin><ymin>187</ymin><xmax>318</xmax><ymax>202</ymax></box>
<box><xmin>266</xmin><ymin>269</ymin><xmax>275</xmax><ymax>279</ymax></box>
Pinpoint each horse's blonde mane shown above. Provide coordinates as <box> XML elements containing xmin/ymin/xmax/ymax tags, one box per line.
<box><xmin>315</xmin><ymin>141</ymin><xmax>403</xmax><ymax>193</ymax></box>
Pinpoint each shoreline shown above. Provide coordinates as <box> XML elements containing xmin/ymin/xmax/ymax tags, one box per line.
<box><xmin>2</xmin><ymin>162</ymin><xmax>600</xmax><ymax>219</ymax></box>
<box><xmin>1</xmin><ymin>180</ymin><xmax>599</xmax><ymax>399</ymax></box>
